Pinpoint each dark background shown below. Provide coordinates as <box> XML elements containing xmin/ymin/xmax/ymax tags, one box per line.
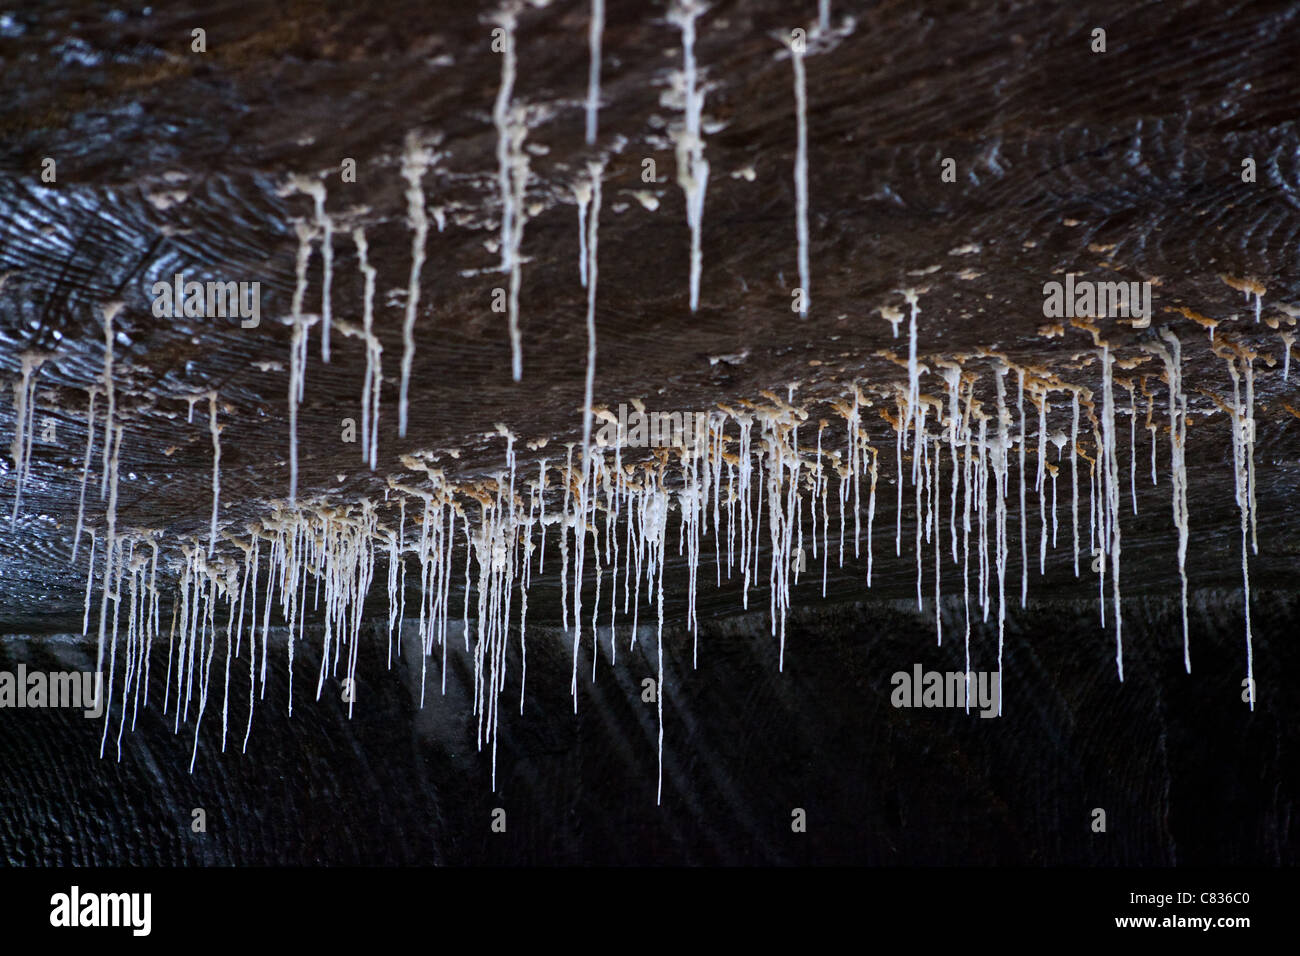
<box><xmin>2</xmin><ymin>587</ymin><xmax>1294</xmax><ymax>865</ymax></box>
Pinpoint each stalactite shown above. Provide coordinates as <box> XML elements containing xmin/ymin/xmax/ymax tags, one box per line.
<box><xmin>1225</xmin><ymin>353</ymin><xmax>1255</xmax><ymax>709</ymax></box>
<box><xmin>903</xmin><ymin>291</ymin><xmax>925</xmax><ymax>479</ymax></box>
<box><xmin>993</xmin><ymin>366</ymin><xmax>1010</xmax><ymax>712</ymax></box>
<box><xmin>788</xmin><ymin>30</ymin><xmax>810</xmax><ymax>316</ymax></box>
<box><xmin>579</xmin><ymin>161</ymin><xmax>605</xmax><ymax>495</ymax></box>
<box><xmin>669</xmin><ymin>0</ymin><xmax>710</xmax><ymax>312</ymax></box>
<box><xmin>353</xmin><ymin>227</ymin><xmax>381</xmax><ymax>470</ymax></box>
<box><xmin>82</xmin><ymin>530</ymin><xmax>96</xmax><ymax>636</ymax></box>
<box><xmin>95</xmin><ymin>424</ymin><xmax>123</xmax><ymax>685</ymax></box>
<box><xmin>586</xmin><ymin>0</ymin><xmax>604</xmax><ymax>145</ymax></box>
<box><xmin>10</xmin><ymin>350</ymin><xmax>47</xmax><ymax>527</ymax></box>
<box><xmin>1245</xmin><ymin>357</ymin><xmax>1258</xmax><ymax>557</ymax></box>
<box><xmin>1150</xmin><ymin>329</ymin><xmax>1191</xmax><ymax>671</ymax></box>
<box><xmin>1070</xmin><ymin>389</ymin><xmax>1080</xmax><ymax>577</ymax></box>
<box><xmin>1016</xmin><ymin>368</ymin><xmax>1027</xmax><ymax>607</ymax></box>
<box><xmin>72</xmin><ymin>387</ymin><xmax>97</xmax><ymax>562</ymax></box>
<box><xmin>931</xmin><ymin>429</ymin><xmax>942</xmax><ymax>645</ymax></box>
<box><xmin>208</xmin><ymin>392</ymin><xmax>221</xmax><ymax>557</ymax></box>
<box><xmin>493</xmin><ymin>6</ymin><xmax>530</xmax><ymax>380</ymax></box>
<box><xmin>286</xmin><ymin>218</ymin><xmax>319</xmax><ymax>505</ymax></box>
<box><xmin>99</xmin><ymin>301</ymin><xmax>122</xmax><ymax>500</ymax></box>
<box><xmin>1099</xmin><ymin>346</ymin><xmax>1123</xmax><ymax>680</ymax></box>
<box><xmin>1035</xmin><ymin>385</ymin><xmax>1048</xmax><ymax>573</ymax></box>
<box><xmin>287</xmin><ymin>175</ymin><xmax>334</xmax><ymax>362</ymax></box>
<box><xmin>399</xmin><ymin>134</ymin><xmax>434</xmax><ymax>435</ymax></box>
<box><xmin>286</xmin><ymin>297</ymin><xmax>320</xmax><ymax>508</ymax></box>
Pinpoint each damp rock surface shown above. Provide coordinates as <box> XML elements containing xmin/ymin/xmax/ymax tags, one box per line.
<box><xmin>2</xmin><ymin>0</ymin><xmax>1298</xmax><ymax>630</ymax></box>
<box><xmin>0</xmin><ymin>1</ymin><xmax>1298</xmax><ymax>865</ymax></box>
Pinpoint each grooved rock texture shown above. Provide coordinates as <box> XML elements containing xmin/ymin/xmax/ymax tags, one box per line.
<box><xmin>1</xmin><ymin>0</ymin><xmax>1298</xmax><ymax>865</ymax></box>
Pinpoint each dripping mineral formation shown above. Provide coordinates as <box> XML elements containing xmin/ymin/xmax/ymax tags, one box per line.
<box><xmin>0</xmin><ymin>0</ymin><xmax>1297</xmax><ymax>823</ymax></box>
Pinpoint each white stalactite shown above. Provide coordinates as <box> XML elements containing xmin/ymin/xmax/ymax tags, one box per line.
<box><xmin>1100</xmin><ymin>346</ymin><xmax>1123</xmax><ymax>680</ymax></box>
<box><xmin>1226</xmin><ymin>355</ymin><xmax>1255</xmax><ymax>709</ymax></box>
<box><xmin>10</xmin><ymin>351</ymin><xmax>47</xmax><ymax>527</ymax></box>
<box><xmin>1070</xmin><ymin>390</ymin><xmax>1080</xmax><ymax>577</ymax></box>
<box><xmin>586</xmin><ymin>0</ymin><xmax>604</xmax><ymax>145</ymax></box>
<box><xmin>100</xmin><ymin>301</ymin><xmax>123</xmax><ymax>499</ymax></box>
<box><xmin>1016</xmin><ymin>368</ymin><xmax>1027</xmax><ymax>607</ymax></box>
<box><xmin>288</xmin><ymin>175</ymin><xmax>334</xmax><ymax>362</ymax></box>
<box><xmin>72</xmin><ymin>387</ymin><xmax>97</xmax><ymax>562</ymax></box>
<box><xmin>353</xmin><ymin>227</ymin><xmax>381</xmax><ymax>470</ymax></box>
<box><xmin>286</xmin><ymin>219</ymin><xmax>318</xmax><ymax>505</ymax></box>
<box><xmin>208</xmin><ymin>392</ymin><xmax>221</xmax><ymax>557</ymax></box>
<box><xmin>493</xmin><ymin>7</ymin><xmax>530</xmax><ymax>380</ymax></box>
<box><xmin>790</xmin><ymin>32</ymin><xmax>810</xmax><ymax>316</ymax></box>
<box><xmin>670</xmin><ymin>0</ymin><xmax>710</xmax><ymax>312</ymax></box>
<box><xmin>399</xmin><ymin>134</ymin><xmax>434</xmax><ymax>435</ymax></box>
<box><xmin>1152</xmin><ymin>330</ymin><xmax>1191</xmax><ymax>671</ymax></box>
